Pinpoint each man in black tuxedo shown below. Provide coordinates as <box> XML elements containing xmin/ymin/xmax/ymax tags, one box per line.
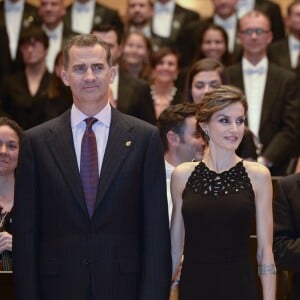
<box><xmin>0</xmin><ymin>0</ymin><xmax>42</xmax><ymax>76</ymax></box>
<box><xmin>64</xmin><ymin>0</ymin><xmax>123</xmax><ymax>35</ymax></box>
<box><xmin>152</xmin><ymin>0</ymin><xmax>200</xmax><ymax>61</ymax></box>
<box><xmin>92</xmin><ymin>24</ymin><xmax>156</xmax><ymax>124</ymax></box>
<box><xmin>273</xmin><ymin>173</ymin><xmax>300</xmax><ymax>300</ymax></box>
<box><xmin>226</xmin><ymin>10</ymin><xmax>299</xmax><ymax>176</ymax></box>
<box><xmin>236</xmin><ymin>0</ymin><xmax>285</xmax><ymax>42</ymax></box>
<box><xmin>38</xmin><ymin>0</ymin><xmax>77</xmax><ymax>73</ymax></box>
<box><xmin>13</xmin><ymin>34</ymin><xmax>171</xmax><ymax>300</ymax></box>
<box><xmin>268</xmin><ymin>0</ymin><xmax>300</xmax><ymax>73</ymax></box>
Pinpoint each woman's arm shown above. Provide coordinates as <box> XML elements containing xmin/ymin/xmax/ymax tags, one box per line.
<box><xmin>249</xmin><ymin>162</ymin><xmax>276</xmax><ymax>300</ymax></box>
<box><xmin>170</xmin><ymin>162</ymin><xmax>195</xmax><ymax>279</ymax></box>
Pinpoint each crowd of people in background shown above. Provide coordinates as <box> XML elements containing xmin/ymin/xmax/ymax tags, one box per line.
<box><xmin>1</xmin><ymin>0</ymin><xmax>300</xmax><ymax>299</ymax></box>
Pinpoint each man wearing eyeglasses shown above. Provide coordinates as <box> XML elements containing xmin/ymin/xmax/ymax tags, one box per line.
<box><xmin>226</xmin><ymin>10</ymin><xmax>299</xmax><ymax>176</ymax></box>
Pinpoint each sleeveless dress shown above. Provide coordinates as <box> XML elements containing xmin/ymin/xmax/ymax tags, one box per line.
<box><xmin>179</xmin><ymin>161</ymin><xmax>259</xmax><ymax>300</ymax></box>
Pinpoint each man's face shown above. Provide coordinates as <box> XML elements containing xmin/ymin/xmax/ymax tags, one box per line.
<box><xmin>39</xmin><ymin>0</ymin><xmax>65</xmax><ymax>29</ymax></box>
<box><xmin>20</xmin><ymin>39</ymin><xmax>47</xmax><ymax>66</ymax></box>
<box><xmin>287</xmin><ymin>3</ymin><xmax>300</xmax><ymax>34</ymax></box>
<box><xmin>212</xmin><ymin>0</ymin><xmax>238</xmax><ymax>19</ymax></box>
<box><xmin>238</xmin><ymin>14</ymin><xmax>273</xmax><ymax>57</ymax></box>
<box><xmin>127</xmin><ymin>0</ymin><xmax>152</xmax><ymax>26</ymax></box>
<box><xmin>92</xmin><ymin>30</ymin><xmax>122</xmax><ymax>65</ymax></box>
<box><xmin>61</xmin><ymin>44</ymin><xmax>116</xmax><ymax>112</ymax></box>
<box><xmin>177</xmin><ymin>116</ymin><xmax>205</xmax><ymax>162</ymax></box>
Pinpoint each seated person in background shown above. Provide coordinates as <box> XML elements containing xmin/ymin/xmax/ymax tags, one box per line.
<box><xmin>38</xmin><ymin>0</ymin><xmax>77</xmax><ymax>73</ymax></box>
<box><xmin>273</xmin><ymin>173</ymin><xmax>300</xmax><ymax>300</ymax></box>
<box><xmin>92</xmin><ymin>24</ymin><xmax>156</xmax><ymax>124</ymax></box>
<box><xmin>120</xmin><ymin>31</ymin><xmax>153</xmax><ymax>81</ymax></box>
<box><xmin>150</xmin><ymin>47</ymin><xmax>183</xmax><ymax>119</ymax></box>
<box><xmin>0</xmin><ymin>26</ymin><xmax>51</xmax><ymax>129</ymax></box>
<box><xmin>192</xmin><ymin>23</ymin><xmax>241</xmax><ymax>67</ymax></box>
<box><xmin>268</xmin><ymin>0</ymin><xmax>300</xmax><ymax>74</ymax></box>
<box><xmin>185</xmin><ymin>58</ymin><xmax>257</xmax><ymax>161</ymax></box>
<box><xmin>0</xmin><ymin>117</ymin><xmax>23</xmax><ymax>271</ymax></box>
<box><xmin>64</xmin><ymin>0</ymin><xmax>124</xmax><ymax>35</ymax></box>
<box><xmin>157</xmin><ymin>103</ymin><xmax>205</xmax><ymax>224</ymax></box>
<box><xmin>34</xmin><ymin>50</ymin><xmax>73</xmax><ymax>122</ymax></box>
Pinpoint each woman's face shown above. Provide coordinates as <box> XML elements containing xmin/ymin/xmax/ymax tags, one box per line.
<box><xmin>122</xmin><ymin>33</ymin><xmax>149</xmax><ymax>66</ymax></box>
<box><xmin>202</xmin><ymin>102</ymin><xmax>245</xmax><ymax>151</ymax></box>
<box><xmin>191</xmin><ymin>70</ymin><xmax>222</xmax><ymax>104</ymax></box>
<box><xmin>201</xmin><ymin>29</ymin><xmax>227</xmax><ymax>61</ymax></box>
<box><xmin>0</xmin><ymin>125</ymin><xmax>20</xmax><ymax>176</ymax></box>
<box><xmin>153</xmin><ymin>53</ymin><xmax>179</xmax><ymax>83</ymax></box>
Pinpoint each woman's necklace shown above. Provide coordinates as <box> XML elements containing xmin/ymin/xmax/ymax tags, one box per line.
<box><xmin>150</xmin><ymin>85</ymin><xmax>177</xmax><ymax>117</ymax></box>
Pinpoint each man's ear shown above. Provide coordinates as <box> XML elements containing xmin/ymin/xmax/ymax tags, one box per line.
<box><xmin>166</xmin><ymin>131</ymin><xmax>180</xmax><ymax>147</ymax></box>
<box><xmin>109</xmin><ymin>66</ymin><xmax>117</xmax><ymax>83</ymax></box>
<box><xmin>61</xmin><ymin>70</ymin><xmax>70</xmax><ymax>86</ymax></box>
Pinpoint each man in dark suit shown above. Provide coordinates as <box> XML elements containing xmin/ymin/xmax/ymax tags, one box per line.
<box><xmin>64</xmin><ymin>0</ymin><xmax>123</xmax><ymax>35</ymax></box>
<box><xmin>38</xmin><ymin>0</ymin><xmax>77</xmax><ymax>73</ymax></box>
<box><xmin>92</xmin><ymin>24</ymin><xmax>156</xmax><ymax>124</ymax></box>
<box><xmin>152</xmin><ymin>0</ymin><xmax>200</xmax><ymax>58</ymax></box>
<box><xmin>237</xmin><ymin>0</ymin><xmax>285</xmax><ymax>42</ymax></box>
<box><xmin>0</xmin><ymin>0</ymin><xmax>42</xmax><ymax>76</ymax></box>
<box><xmin>226</xmin><ymin>10</ymin><xmax>299</xmax><ymax>176</ymax></box>
<box><xmin>273</xmin><ymin>173</ymin><xmax>300</xmax><ymax>300</ymax></box>
<box><xmin>13</xmin><ymin>34</ymin><xmax>171</xmax><ymax>299</ymax></box>
<box><xmin>268</xmin><ymin>0</ymin><xmax>300</xmax><ymax>73</ymax></box>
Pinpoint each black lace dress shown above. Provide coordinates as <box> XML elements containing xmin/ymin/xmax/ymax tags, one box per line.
<box><xmin>179</xmin><ymin>161</ymin><xmax>259</xmax><ymax>300</ymax></box>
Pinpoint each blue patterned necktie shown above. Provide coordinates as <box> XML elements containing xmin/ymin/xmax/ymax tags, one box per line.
<box><xmin>80</xmin><ymin>117</ymin><xmax>99</xmax><ymax>217</ymax></box>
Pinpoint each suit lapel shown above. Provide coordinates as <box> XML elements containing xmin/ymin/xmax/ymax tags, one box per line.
<box><xmin>169</xmin><ymin>5</ymin><xmax>185</xmax><ymax>43</ymax></box>
<box><xmin>95</xmin><ymin>109</ymin><xmax>135</xmax><ymax>208</ymax></box>
<box><xmin>46</xmin><ymin>110</ymin><xmax>88</xmax><ymax>215</ymax></box>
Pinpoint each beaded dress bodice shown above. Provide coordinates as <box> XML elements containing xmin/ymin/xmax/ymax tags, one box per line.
<box><xmin>182</xmin><ymin>160</ymin><xmax>255</xmax><ymax>262</ymax></box>
<box><xmin>186</xmin><ymin>160</ymin><xmax>253</xmax><ymax>197</ymax></box>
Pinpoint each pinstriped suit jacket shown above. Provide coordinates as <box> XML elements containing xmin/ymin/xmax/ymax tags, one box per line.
<box><xmin>13</xmin><ymin>108</ymin><xmax>171</xmax><ymax>300</ymax></box>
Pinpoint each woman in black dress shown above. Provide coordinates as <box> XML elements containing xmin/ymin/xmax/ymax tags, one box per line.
<box><xmin>0</xmin><ymin>117</ymin><xmax>23</xmax><ymax>271</ymax></box>
<box><xmin>171</xmin><ymin>85</ymin><xmax>276</xmax><ymax>299</ymax></box>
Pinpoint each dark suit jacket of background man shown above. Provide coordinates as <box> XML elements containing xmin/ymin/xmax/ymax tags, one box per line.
<box><xmin>64</xmin><ymin>1</ymin><xmax>124</xmax><ymax>35</ymax></box>
<box><xmin>13</xmin><ymin>108</ymin><xmax>172</xmax><ymax>299</ymax></box>
<box><xmin>226</xmin><ymin>62</ymin><xmax>299</xmax><ymax>175</ymax></box>
<box><xmin>117</xmin><ymin>70</ymin><xmax>156</xmax><ymax>125</ymax></box>
<box><xmin>268</xmin><ymin>38</ymin><xmax>297</xmax><ymax>73</ymax></box>
<box><xmin>0</xmin><ymin>1</ymin><xmax>42</xmax><ymax>76</ymax></box>
<box><xmin>151</xmin><ymin>3</ymin><xmax>200</xmax><ymax>64</ymax></box>
<box><xmin>273</xmin><ymin>173</ymin><xmax>300</xmax><ymax>300</ymax></box>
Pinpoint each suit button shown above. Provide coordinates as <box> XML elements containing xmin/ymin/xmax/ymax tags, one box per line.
<box><xmin>83</xmin><ymin>258</ymin><xmax>89</xmax><ymax>265</ymax></box>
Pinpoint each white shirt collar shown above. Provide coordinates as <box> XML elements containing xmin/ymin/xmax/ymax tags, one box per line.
<box><xmin>242</xmin><ymin>56</ymin><xmax>268</xmax><ymax>70</ymax></box>
<box><xmin>154</xmin><ymin>0</ymin><xmax>175</xmax><ymax>14</ymax></box>
<box><xmin>71</xmin><ymin>102</ymin><xmax>111</xmax><ymax>129</ymax></box>
<box><xmin>214</xmin><ymin>14</ymin><xmax>237</xmax><ymax>28</ymax></box>
<box><xmin>43</xmin><ymin>22</ymin><xmax>63</xmax><ymax>39</ymax></box>
<box><xmin>5</xmin><ymin>0</ymin><xmax>24</xmax><ymax>11</ymax></box>
<box><xmin>289</xmin><ymin>34</ymin><xmax>300</xmax><ymax>50</ymax></box>
<box><xmin>73</xmin><ymin>0</ymin><xmax>95</xmax><ymax>12</ymax></box>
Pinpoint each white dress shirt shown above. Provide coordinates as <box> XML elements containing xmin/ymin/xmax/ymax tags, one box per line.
<box><xmin>242</xmin><ymin>57</ymin><xmax>268</xmax><ymax>138</ymax></box>
<box><xmin>43</xmin><ymin>22</ymin><xmax>63</xmax><ymax>73</ymax></box>
<box><xmin>288</xmin><ymin>34</ymin><xmax>300</xmax><ymax>68</ymax></box>
<box><xmin>165</xmin><ymin>159</ymin><xmax>175</xmax><ymax>226</ymax></box>
<box><xmin>152</xmin><ymin>0</ymin><xmax>175</xmax><ymax>38</ymax></box>
<box><xmin>214</xmin><ymin>14</ymin><xmax>237</xmax><ymax>53</ymax></box>
<box><xmin>71</xmin><ymin>0</ymin><xmax>95</xmax><ymax>34</ymax></box>
<box><xmin>71</xmin><ymin>103</ymin><xmax>111</xmax><ymax>175</ymax></box>
<box><xmin>5</xmin><ymin>0</ymin><xmax>24</xmax><ymax>59</ymax></box>
<box><xmin>236</xmin><ymin>0</ymin><xmax>255</xmax><ymax>18</ymax></box>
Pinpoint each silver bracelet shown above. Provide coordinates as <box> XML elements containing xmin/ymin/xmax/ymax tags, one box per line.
<box><xmin>258</xmin><ymin>264</ymin><xmax>277</xmax><ymax>275</ymax></box>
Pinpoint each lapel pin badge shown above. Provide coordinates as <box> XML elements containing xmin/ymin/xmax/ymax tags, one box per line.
<box><xmin>125</xmin><ymin>140</ymin><xmax>132</xmax><ymax>147</ymax></box>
